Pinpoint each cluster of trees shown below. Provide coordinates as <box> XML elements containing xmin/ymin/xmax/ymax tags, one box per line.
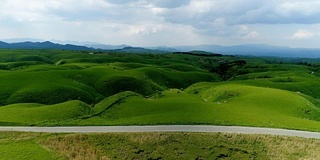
<box><xmin>198</xmin><ymin>57</ymin><xmax>247</xmax><ymax>81</ymax></box>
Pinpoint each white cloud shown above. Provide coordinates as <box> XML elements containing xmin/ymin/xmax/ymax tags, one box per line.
<box><xmin>239</xmin><ymin>25</ymin><xmax>249</xmax><ymax>32</ymax></box>
<box><xmin>292</xmin><ymin>29</ymin><xmax>315</xmax><ymax>39</ymax></box>
<box><xmin>159</xmin><ymin>0</ymin><xmax>320</xmax><ymax>27</ymax></box>
<box><xmin>243</xmin><ymin>31</ymin><xmax>260</xmax><ymax>39</ymax></box>
<box><xmin>0</xmin><ymin>0</ymin><xmax>320</xmax><ymax>47</ymax></box>
<box><xmin>278</xmin><ymin>1</ymin><xmax>320</xmax><ymax>16</ymax></box>
<box><xmin>123</xmin><ymin>24</ymin><xmax>164</xmax><ymax>36</ymax></box>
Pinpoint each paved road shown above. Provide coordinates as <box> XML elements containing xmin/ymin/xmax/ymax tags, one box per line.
<box><xmin>0</xmin><ymin>125</ymin><xmax>320</xmax><ymax>139</ymax></box>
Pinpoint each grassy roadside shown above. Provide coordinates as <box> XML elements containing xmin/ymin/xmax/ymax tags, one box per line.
<box><xmin>1</xmin><ymin>131</ymin><xmax>320</xmax><ymax>159</ymax></box>
<box><xmin>0</xmin><ymin>132</ymin><xmax>55</xmax><ymax>160</ymax></box>
<box><xmin>42</xmin><ymin>132</ymin><xmax>320</xmax><ymax>160</ymax></box>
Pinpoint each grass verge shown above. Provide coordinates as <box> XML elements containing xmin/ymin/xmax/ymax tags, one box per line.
<box><xmin>1</xmin><ymin>131</ymin><xmax>320</xmax><ymax>159</ymax></box>
<box><xmin>40</xmin><ymin>132</ymin><xmax>320</xmax><ymax>160</ymax></box>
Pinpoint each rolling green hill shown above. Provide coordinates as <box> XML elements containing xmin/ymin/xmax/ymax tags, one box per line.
<box><xmin>57</xmin><ymin>83</ymin><xmax>320</xmax><ymax>131</ymax></box>
<box><xmin>0</xmin><ymin>49</ymin><xmax>319</xmax><ymax>132</ymax></box>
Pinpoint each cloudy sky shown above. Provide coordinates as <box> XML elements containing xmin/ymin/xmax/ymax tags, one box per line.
<box><xmin>1</xmin><ymin>0</ymin><xmax>320</xmax><ymax>47</ymax></box>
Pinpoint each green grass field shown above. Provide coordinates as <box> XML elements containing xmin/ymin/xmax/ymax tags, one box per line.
<box><xmin>0</xmin><ymin>132</ymin><xmax>54</xmax><ymax>160</ymax></box>
<box><xmin>0</xmin><ymin>49</ymin><xmax>319</xmax><ymax>132</ymax></box>
<box><xmin>58</xmin><ymin>83</ymin><xmax>320</xmax><ymax>131</ymax></box>
<box><xmin>1</xmin><ymin>132</ymin><xmax>320</xmax><ymax>160</ymax></box>
<box><xmin>1</xmin><ymin>49</ymin><xmax>320</xmax><ymax>159</ymax></box>
<box><xmin>1</xmin><ymin>82</ymin><xmax>319</xmax><ymax>131</ymax></box>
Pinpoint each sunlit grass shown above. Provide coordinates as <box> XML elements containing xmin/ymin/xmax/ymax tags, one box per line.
<box><xmin>41</xmin><ymin>132</ymin><xmax>320</xmax><ymax>160</ymax></box>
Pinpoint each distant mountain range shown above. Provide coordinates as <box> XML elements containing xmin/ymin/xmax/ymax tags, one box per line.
<box><xmin>1</xmin><ymin>40</ymin><xmax>320</xmax><ymax>58</ymax></box>
<box><xmin>89</xmin><ymin>43</ymin><xmax>320</xmax><ymax>58</ymax></box>
<box><xmin>0</xmin><ymin>41</ymin><xmax>170</xmax><ymax>54</ymax></box>
<box><xmin>86</xmin><ymin>44</ymin><xmax>130</xmax><ymax>50</ymax></box>
<box><xmin>172</xmin><ymin>44</ymin><xmax>320</xmax><ymax>58</ymax></box>
<box><xmin>0</xmin><ymin>41</ymin><xmax>95</xmax><ymax>51</ymax></box>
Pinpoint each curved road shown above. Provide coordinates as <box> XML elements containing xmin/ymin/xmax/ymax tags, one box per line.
<box><xmin>0</xmin><ymin>125</ymin><xmax>320</xmax><ymax>139</ymax></box>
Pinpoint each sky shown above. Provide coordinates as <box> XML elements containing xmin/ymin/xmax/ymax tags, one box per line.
<box><xmin>1</xmin><ymin>0</ymin><xmax>320</xmax><ymax>48</ymax></box>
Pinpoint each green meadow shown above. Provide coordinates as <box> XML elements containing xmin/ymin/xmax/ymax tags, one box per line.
<box><xmin>0</xmin><ymin>49</ymin><xmax>319</xmax><ymax>131</ymax></box>
<box><xmin>1</xmin><ymin>132</ymin><xmax>320</xmax><ymax>160</ymax></box>
<box><xmin>1</xmin><ymin>49</ymin><xmax>320</xmax><ymax>159</ymax></box>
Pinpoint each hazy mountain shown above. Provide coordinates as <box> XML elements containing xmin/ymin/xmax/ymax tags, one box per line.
<box><xmin>0</xmin><ymin>41</ymin><xmax>168</xmax><ymax>54</ymax></box>
<box><xmin>0</xmin><ymin>41</ymin><xmax>96</xmax><ymax>51</ymax></box>
<box><xmin>0</xmin><ymin>38</ymin><xmax>44</xmax><ymax>43</ymax></box>
<box><xmin>173</xmin><ymin>44</ymin><xmax>320</xmax><ymax>58</ymax></box>
<box><xmin>113</xmin><ymin>47</ymin><xmax>169</xmax><ymax>54</ymax></box>
<box><xmin>0</xmin><ymin>41</ymin><xmax>10</xmax><ymax>47</ymax></box>
<box><xmin>147</xmin><ymin>46</ymin><xmax>179</xmax><ymax>52</ymax></box>
<box><xmin>87</xmin><ymin>44</ymin><xmax>131</xmax><ymax>50</ymax></box>
<box><xmin>1</xmin><ymin>40</ymin><xmax>320</xmax><ymax>58</ymax></box>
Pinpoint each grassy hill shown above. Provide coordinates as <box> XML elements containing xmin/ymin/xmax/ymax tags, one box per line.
<box><xmin>0</xmin><ymin>100</ymin><xmax>91</xmax><ymax>125</ymax></box>
<box><xmin>2</xmin><ymin>48</ymin><xmax>320</xmax><ymax>159</ymax></box>
<box><xmin>1</xmin><ymin>83</ymin><xmax>319</xmax><ymax>131</ymax></box>
<box><xmin>56</xmin><ymin>83</ymin><xmax>320</xmax><ymax>131</ymax></box>
<box><xmin>0</xmin><ymin>49</ymin><xmax>319</xmax><ymax>132</ymax></box>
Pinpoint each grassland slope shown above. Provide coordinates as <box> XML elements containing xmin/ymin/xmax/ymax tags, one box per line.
<box><xmin>60</xmin><ymin>83</ymin><xmax>320</xmax><ymax>131</ymax></box>
<box><xmin>0</xmin><ymin>49</ymin><xmax>319</xmax><ymax>131</ymax></box>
